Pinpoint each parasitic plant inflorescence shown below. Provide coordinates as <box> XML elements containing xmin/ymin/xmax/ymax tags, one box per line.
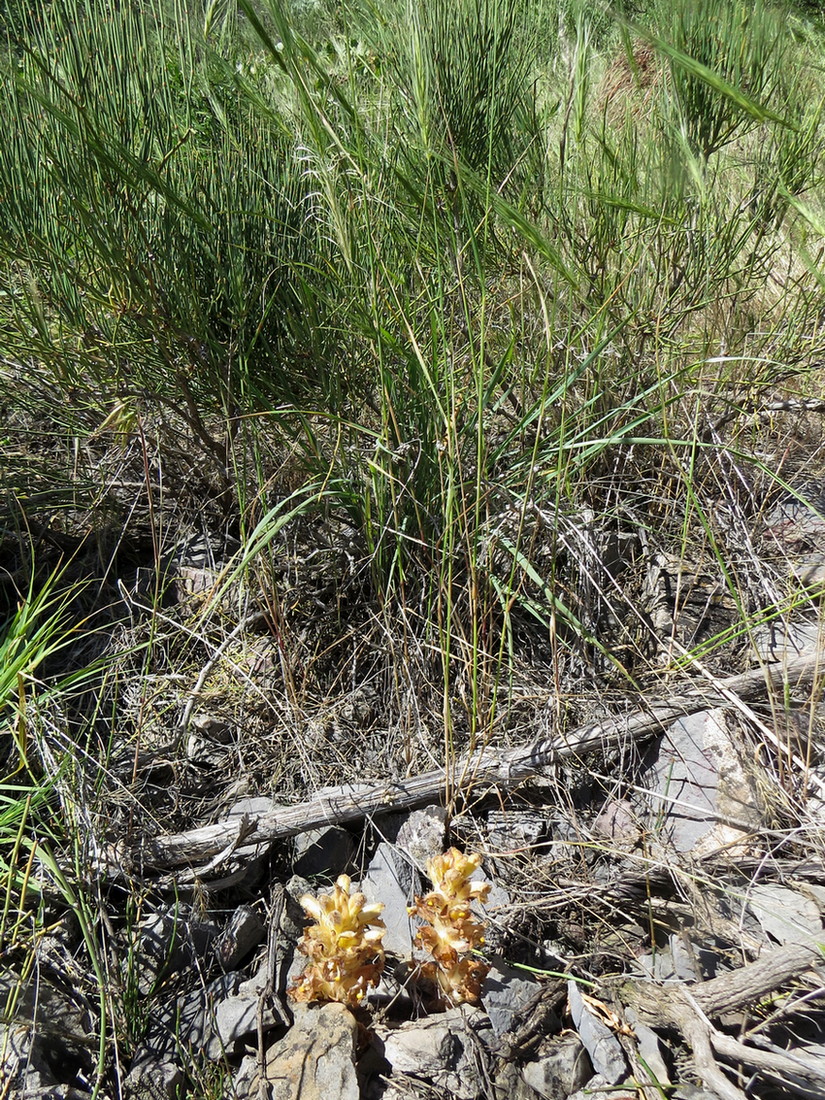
<box><xmin>408</xmin><ymin>847</ymin><xmax>491</xmax><ymax>1005</ymax></box>
<box><xmin>289</xmin><ymin>874</ymin><xmax>386</xmax><ymax>1006</ymax></box>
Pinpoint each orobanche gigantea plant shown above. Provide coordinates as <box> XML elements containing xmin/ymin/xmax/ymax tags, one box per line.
<box><xmin>290</xmin><ymin>875</ymin><xmax>386</xmax><ymax>1006</ymax></box>
<box><xmin>409</xmin><ymin>848</ymin><xmax>491</xmax><ymax>1006</ymax></box>
<box><xmin>290</xmin><ymin>850</ymin><xmax>492</xmax><ymax>1009</ymax></box>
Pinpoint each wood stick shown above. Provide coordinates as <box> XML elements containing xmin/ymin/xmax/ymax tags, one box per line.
<box><xmin>118</xmin><ymin>651</ymin><xmax>824</xmax><ymax>875</ymax></box>
<box><xmin>621</xmin><ymin>937</ymin><xmax>825</xmax><ymax>1097</ymax></box>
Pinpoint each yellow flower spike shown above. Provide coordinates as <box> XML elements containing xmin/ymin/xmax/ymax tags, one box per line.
<box><xmin>410</xmin><ymin>848</ymin><xmax>491</xmax><ymax>1007</ymax></box>
<box><xmin>289</xmin><ymin>875</ymin><xmax>386</xmax><ymax>1007</ymax></box>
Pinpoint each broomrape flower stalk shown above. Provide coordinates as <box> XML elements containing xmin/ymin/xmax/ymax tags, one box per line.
<box><xmin>408</xmin><ymin>847</ymin><xmax>491</xmax><ymax>1006</ymax></box>
<box><xmin>289</xmin><ymin>875</ymin><xmax>386</xmax><ymax>1006</ymax></box>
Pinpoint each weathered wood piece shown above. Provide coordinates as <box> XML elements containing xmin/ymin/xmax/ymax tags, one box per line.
<box><xmin>620</xmin><ymin>937</ymin><xmax>825</xmax><ymax>1099</ymax></box>
<box><xmin>120</xmin><ymin>651</ymin><xmax>823</xmax><ymax>875</ymax></box>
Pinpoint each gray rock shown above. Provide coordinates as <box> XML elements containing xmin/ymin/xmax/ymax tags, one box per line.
<box><xmin>0</xmin><ymin>967</ymin><xmax>91</xmax><ymax>1044</ymax></box>
<box><xmin>255</xmin><ymin>1002</ymin><xmax>360</xmax><ymax>1100</ymax></box>
<box><xmin>493</xmin><ymin>1062</ymin><xmax>544</xmax><ymax>1100</ymax></box>
<box><xmin>641</xmin><ymin>708</ymin><xmax>763</xmax><ymax>857</ymax></box>
<box><xmin>482</xmin><ymin>959</ymin><xmax>540</xmax><ymax>1038</ymax></box>
<box><xmin>395</xmin><ymin>806</ymin><xmax>448</xmax><ymax>868</ymax></box>
<box><xmin>207</xmin><ymin>993</ymin><xmax>280</xmax><ymax>1058</ymax></box>
<box><xmin>0</xmin><ymin>1023</ymin><xmax>58</xmax><ymax>1093</ymax></box>
<box><xmin>521</xmin><ymin>1033</ymin><xmax>592</xmax><ymax>1099</ymax></box>
<box><xmin>478</xmin><ymin>879</ymin><xmax>511</xmax><ymax>952</ymax></box>
<box><xmin>293</xmin><ymin>826</ymin><xmax>355</xmax><ymax>879</ymax></box>
<box><xmin>123</xmin><ymin>1056</ymin><xmax>183</xmax><ymax>1100</ymax></box>
<box><xmin>568</xmin><ymin>1074</ymin><xmax>637</xmax><ymax>1100</ymax></box>
<box><xmin>801</xmin><ymin>883</ymin><xmax>825</xmax><ymax>913</ymax></box>
<box><xmin>592</xmin><ymin>799</ymin><xmax>641</xmax><ymax>851</ymax></box>
<box><xmin>216</xmin><ymin>904</ymin><xmax>266</xmax><ymax>970</ymax></box>
<box><xmin>378</xmin><ymin>1005</ymin><xmax>491</xmax><ymax>1100</ymax></box>
<box><xmin>746</xmin><ymin>883</ymin><xmax>823</xmax><ymax>946</ymax></box>
<box><xmin>486</xmin><ymin>809</ymin><xmax>547</xmax><ymax>854</ymax></box>
<box><xmin>672</xmin><ymin>1088</ymin><xmax>726</xmax><ymax>1100</ymax></box>
<box><xmin>226</xmin><ymin>796</ymin><xmax>282</xmax><ymax>819</ymax></box>
<box><xmin>567</xmin><ymin>982</ymin><xmax>627</xmax><ymax>1085</ymax></box>
<box><xmin>228</xmin><ymin>1053</ymin><xmax>258</xmax><ymax>1099</ymax></box>
<box><xmin>148</xmin><ymin>971</ymin><xmax>241</xmax><ymax>1056</ymax></box>
<box><xmin>751</xmin><ymin>620</ymin><xmax>824</xmax><ymax>664</ymax></box>
<box><xmin>791</xmin><ymin>556</ymin><xmax>825</xmax><ymax>587</ymax></box>
<box><xmin>360</xmin><ymin>842</ymin><xmax>417</xmax><ymax>957</ymax></box>
<box><xmin>135</xmin><ymin>910</ymin><xmax>220</xmax><ymax>995</ymax></box>
<box><xmin>636</xmin><ymin>933</ymin><xmax>700</xmax><ymax>983</ymax></box>
<box><xmin>186</xmin><ymin>713</ymin><xmax>235</xmax><ymax>766</ymax></box>
<box><xmin>623</xmin><ymin>1008</ymin><xmax>671</xmax><ymax>1086</ymax></box>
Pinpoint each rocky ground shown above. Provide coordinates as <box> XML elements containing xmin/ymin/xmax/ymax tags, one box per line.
<box><xmin>3</xmin><ymin>472</ymin><xmax>825</xmax><ymax>1100</ymax></box>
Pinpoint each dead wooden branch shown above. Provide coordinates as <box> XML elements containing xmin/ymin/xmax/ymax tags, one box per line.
<box><xmin>113</xmin><ymin>651</ymin><xmax>824</xmax><ymax>877</ymax></box>
<box><xmin>620</xmin><ymin>937</ymin><xmax>825</xmax><ymax>1098</ymax></box>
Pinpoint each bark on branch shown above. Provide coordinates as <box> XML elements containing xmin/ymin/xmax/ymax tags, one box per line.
<box><xmin>621</xmin><ymin>938</ymin><xmax>825</xmax><ymax>1098</ymax></box>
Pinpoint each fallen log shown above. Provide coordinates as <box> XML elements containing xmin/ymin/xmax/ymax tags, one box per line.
<box><xmin>116</xmin><ymin>651</ymin><xmax>823</xmax><ymax>876</ymax></box>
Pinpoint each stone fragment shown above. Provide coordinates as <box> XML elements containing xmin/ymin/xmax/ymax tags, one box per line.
<box><xmin>623</xmin><ymin>1008</ymin><xmax>671</xmax><ymax>1086</ymax></box>
<box><xmin>395</xmin><ymin>805</ymin><xmax>448</xmax><ymax>867</ymax></box>
<box><xmin>752</xmin><ymin>619</ymin><xmax>824</xmax><ymax>664</ymax></box>
<box><xmin>486</xmin><ymin>809</ymin><xmax>547</xmax><ymax>854</ymax></box>
<box><xmin>567</xmin><ymin>982</ymin><xmax>627</xmax><ymax>1085</ymax></box>
<box><xmin>672</xmin><ymin>1088</ymin><xmax>726</xmax><ymax>1100</ymax></box>
<box><xmin>123</xmin><ymin>1055</ymin><xmax>184</xmax><ymax>1100</ymax></box>
<box><xmin>482</xmin><ymin>958</ymin><xmax>540</xmax><ymax>1038</ymax></box>
<box><xmin>147</xmin><ymin>971</ymin><xmax>241</xmax><ymax>1057</ymax></box>
<box><xmin>0</xmin><ymin>1023</ymin><xmax>58</xmax><ymax>1093</ymax></box>
<box><xmin>186</xmin><ymin>713</ymin><xmax>235</xmax><ymax>766</ymax></box>
<box><xmin>801</xmin><ymin>883</ymin><xmax>825</xmax><ymax>913</ymax></box>
<box><xmin>636</xmin><ymin>933</ymin><xmax>702</xmax><ymax>984</ymax></box>
<box><xmin>791</xmin><ymin>556</ymin><xmax>825</xmax><ymax>587</ymax></box>
<box><xmin>135</xmin><ymin>910</ymin><xmax>219</xmax><ymax>994</ymax></box>
<box><xmin>592</xmin><ymin>799</ymin><xmax>641</xmax><ymax>851</ymax></box>
<box><xmin>226</xmin><ymin>796</ymin><xmax>282</xmax><ymax>819</ymax></box>
<box><xmin>493</xmin><ymin>1061</ymin><xmax>544</xmax><ymax>1100</ymax></box>
<box><xmin>207</xmin><ymin>993</ymin><xmax>280</xmax><ymax>1058</ymax></box>
<box><xmin>521</xmin><ymin>1032</ymin><xmax>593</xmax><ymax>1099</ymax></box>
<box><xmin>293</xmin><ymin>826</ymin><xmax>355</xmax><ymax>878</ymax></box>
<box><xmin>229</xmin><ymin>1053</ymin><xmax>258</xmax><ymax>1099</ymax></box>
<box><xmin>217</xmin><ymin>904</ymin><xmax>266</xmax><ymax>970</ymax></box>
<box><xmin>568</xmin><ymin>1075</ymin><xmax>637</xmax><ymax>1100</ymax></box>
<box><xmin>641</xmin><ymin>708</ymin><xmax>763</xmax><ymax>857</ymax></box>
<box><xmin>360</xmin><ymin>842</ymin><xmax>417</xmax><ymax>957</ymax></box>
<box><xmin>746</xmin><ymin>883</ymin><xmax>823</xmax><ymax>946</ymax></box>
<box><xmin>256</xmin><ymin>1002</ymin><xmax>360</xmax><ymax>1100</ymax></box>
<box><xmin>378</xmin><ymin>1005</ymin><xmax>491</xmax><ymax>1100</ymax></box>
<box><xmin>478</xmin><ymin>878</ymin><xmax>510</xmax><ymax>954</ymax></box>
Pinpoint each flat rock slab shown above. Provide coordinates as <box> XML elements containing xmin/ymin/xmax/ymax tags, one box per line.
<box><xmin>482</xmin><ymin>958</ymin><xmax>539</xmax><ymax>1038</ymax></box>
<box><xmin>360</xmin><ymin>842</ymin><xmax>417</xmax><ymax>957</ymax></box>
<box><xmin>746</xmin><ymin>883</ymin><xmax>823</xmax><ymax>946</ymax></box>
<box><xmin>521</xmin><ymin>1032</ymin><xmax>592</xmax><ymax>1099</ymax></box>
<box><xmin>567</xmin><ymin>982</ymin><xmax>626</xmax><ymax>1085</ymax></box>
<box><xmin>256</xmin><ymin>1002</ymin><xmax>359</xmax><ymax>1100</ymax></box>
<box><xmin>641</xmin><ymin>707</ymin><xmax>763</xmax><ymax>857</ymax></box>
<box><xmin>293</xmin><ymin>825</ymin><xmax>355</xmax><ymax>879</ymax></box>
<box><xmin>377</xmin><ymin>1005</ymin><xmax>491</xmax><ymax>1100</ymax></box>
<box><xmin>395</xmin><ymin>805</ymin><xmax>448</xmax><ymax>868</ymax></box>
